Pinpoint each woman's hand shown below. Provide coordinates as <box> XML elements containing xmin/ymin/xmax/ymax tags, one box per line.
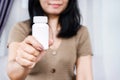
<box><xmin>16</xmin><ymin>36</ymin><xmax>44</xmax><ymax>68</ymax></box>
<box><xmin>7</xmin><ymin>36</ymin><xmax>52</xmax><ymax>80</ymax></box>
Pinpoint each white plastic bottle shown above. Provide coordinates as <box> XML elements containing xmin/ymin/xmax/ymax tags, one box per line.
<box><xmin>32</xmin><ymin>16</ymin><xmax>49</xmax><ymax>50</ymax></box>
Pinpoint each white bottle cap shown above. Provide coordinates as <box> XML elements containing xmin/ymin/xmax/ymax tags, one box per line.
<box><xmin>33</xmin><ymin>16</ymin><xmax>48</xmax><ymax>23</ymax></box>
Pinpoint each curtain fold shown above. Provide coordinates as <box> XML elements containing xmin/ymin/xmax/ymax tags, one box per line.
<box><xmin>0</xmin><ymin>0</ymin><xmax>14</xmax><ymax>36</ymax></box>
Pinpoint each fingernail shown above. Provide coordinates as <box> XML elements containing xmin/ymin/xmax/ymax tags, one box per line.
<box><xmin>40</xmin><ymin>45</ymin><xmax>44</xmax><ymax>50</ymax></box>
<box><xmin>29</xmin><ymin>63</ymin><xmax>36</xmax><ymax>68</ymax></box>
<box><xmin>37</xmin><ymin>46</ymin><xmax>44</xmax><ymax>51</ymax></box>
<box><xmin>37</xmin><ymin>47</ymin><xmax>42</xmax><ymax>51</ymax></box>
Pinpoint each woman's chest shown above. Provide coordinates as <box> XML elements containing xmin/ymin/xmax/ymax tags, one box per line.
<box><xmin>30</xmin><ymin>38</ymin><xmax>77</xmax><ymax>74</ymax></box>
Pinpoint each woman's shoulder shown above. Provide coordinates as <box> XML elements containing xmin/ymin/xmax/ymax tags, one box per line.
<box><xmin>8</xmin><ymin>20</ymin><xmax>31</xmax><ymax>44</ymax></box>
<box><xmin>11</xmin><ymin>19</ymin><xmax>31</xmax><ymax>35</ymax></box>
<box><xmin>76</xmin><ymin>25</ymin><xmax>89</xmax><ymax>37</ymax></box>
<box><xmin>18</xmin><ymin>19</ymin><xmax>31</xmax><ymax>26</ymax></box>
<box><xmin>13</xmin><ymin>19</ymin><xmax>31</xmax><ymax>30</ymax></box>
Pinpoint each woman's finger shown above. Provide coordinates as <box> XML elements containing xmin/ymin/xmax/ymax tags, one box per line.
<box><xmin>36</xmin><ymin>51</ymin><xmax>45</xmax><ymax>62</ymax></box>
<box><xmin>24</xmin><ymin>36</ymin><xmax>44</xmax><ymax>51</ymax></box>
<box><xmin>17</xmin><ymin>49</ymin><xmax>37</xmax><ymax>62</ymax></box>
<box><xmin>49</xmin><ymin>39</ymin><xmax>53</xmax><ymax>46</ymax></box>
<box><xmin>19</xmin><ymin>42</ymin><xmax>40</xmax><ymax>57</ymax></box>
<box><xmin>15</xmin><ymin>56</ymin><xmax>35</xmax><ymax>68</ymax></box>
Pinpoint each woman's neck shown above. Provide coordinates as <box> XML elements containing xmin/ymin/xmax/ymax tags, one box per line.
<box><xmin>47</xmin><ymin>15</ymin><xmax>62</xmax><ymax>49</ymax></box>
<box><xmin>48</xmin><ymin>15</ymin><xmax>60</xmax><ymax>32</ymax></box>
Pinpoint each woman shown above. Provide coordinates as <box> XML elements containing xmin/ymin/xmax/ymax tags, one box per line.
<box><xmin>7</xmin><ymin>0</ymin><xmax>93</xmax><ymax>80</ymax></box>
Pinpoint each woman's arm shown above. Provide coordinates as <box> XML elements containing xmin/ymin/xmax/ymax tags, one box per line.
<box><xmin>76</xmin><ymin>55</ymin><xmax>93</xmax><ymax>80</ymax></box>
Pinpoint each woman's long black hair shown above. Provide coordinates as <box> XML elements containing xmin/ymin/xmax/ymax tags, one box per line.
<box><xmin>28</xmin><ymin>0</ymin><xmax>82</xmax><ymax>38</ymax></box>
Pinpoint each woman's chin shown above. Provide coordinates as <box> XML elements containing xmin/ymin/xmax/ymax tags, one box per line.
<box><xmin>46</xmin><ymin>12</ymin><xmax>61</xmax><ymax>16</ymax></box>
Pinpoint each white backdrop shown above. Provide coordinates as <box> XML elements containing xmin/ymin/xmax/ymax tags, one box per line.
<box><xmin>0</xmin><ymin>0</ymin><xmax>120</xmax><ymax>80</ymax></box>
<box><xmin>79</xmin><ymin>0</ymin><xmax>120</xmax><ymax>80</ymax></box>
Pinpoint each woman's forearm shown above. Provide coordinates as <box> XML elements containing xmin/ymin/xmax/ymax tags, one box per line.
<box><xmin>76</xmin><ymin>55</ymin><xmax>93</xmax><ymax>80</ymax></box>
<box><xmin>7</xmin><ymin>61</ymin><xmax>29</xmax><ymax>80</ymax></box>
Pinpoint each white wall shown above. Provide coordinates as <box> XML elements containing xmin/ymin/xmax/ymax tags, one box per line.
<box><xmin>102</xmin><ymin>0</ymin><xmax>120</xmax><ymax>80</ymax></box>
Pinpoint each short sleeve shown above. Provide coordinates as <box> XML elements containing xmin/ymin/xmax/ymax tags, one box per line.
<box><xmin>77</xmin><ymin>26</ymin><xmax>93</xmax><ymax>58</ymax></box>
<box><xmin>7</xmin><ymin>20</ymin><xmax>31</xmax><ymax>47</ymax></box>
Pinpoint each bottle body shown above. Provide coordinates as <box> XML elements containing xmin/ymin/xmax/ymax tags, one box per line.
<box><xmin>32</xmin><ymin>16</ymin><xmax>49</xmax><ymax>49</ymax></box>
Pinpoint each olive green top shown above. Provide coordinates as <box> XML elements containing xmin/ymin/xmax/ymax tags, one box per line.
<box><xmin>8</xmin><ymin>20</ymin><xmax>93</xmax><ymax>80</ymax></box>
